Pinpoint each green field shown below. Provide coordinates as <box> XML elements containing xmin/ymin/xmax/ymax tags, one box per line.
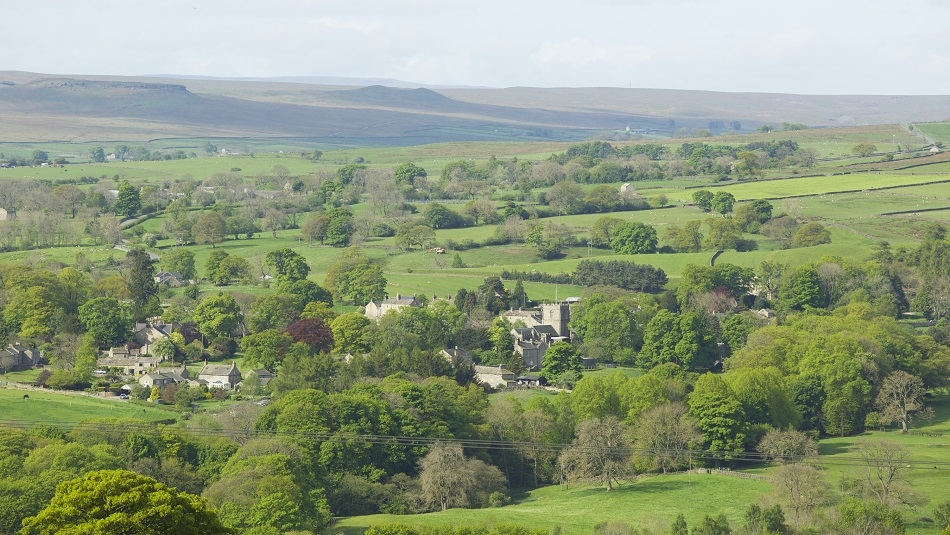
<box><xmin>332</xmin><ymin>394</ymin><xmax>950</xmax><ymax>534</ymax></box>
<box><xmin>0</xmin><ymin>387</ymin><xmax>176</xmax><ymax>426</ymax></box>
<box><xmin>914</xmin><ymin>122</ymin><xmax>950</xmax><ymax>144</ymax></box>
<box><xmin>329</xmin><ymin>472</ymin><xmax>772</xmax><ymax>535</ymax></box>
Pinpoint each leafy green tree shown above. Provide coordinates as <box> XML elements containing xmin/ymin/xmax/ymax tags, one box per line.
<box><xmin>20</xmin><ymin>469</ymin><xmax>234</xmax><ymax>535</ymax></box>
<box><xmin>710</xmin><ymin>191</ymin><xmax>736</xmax><ymax>216</ymax></box>
<box><xmin>540</xmin><ymin>341</ymin><xmax>583</xmax><ymax>384</ymax></box>
<box><xmin>610</xmin><ymin>222</ymin><xmax>658</xmax><ymax>254</ymax></box>
<box><xmin>161</xmin><ymin>248</ymin><xmax>196</xmax><ymax>280</ymax></box>
<box><xmin>193</xmin><ymin>293</ymin><xmax>243</xmax><ymax>339</ymax></box>
<box><xmin>265</xmin><ymin>248</ymin><xmax>311</xmax><ymax>283</ymax></box>
<box><xmin>423</xmin><ymin>203</ymin><xmax>465</xmax><ymax>229</ymax></box>
<box><xmin>395</xmin><ymin>223</ymin><xmax>436</xmax><ymax>250</ymax></box>
<box><xmin>205</xmin><ymin>249</ymin><xmax>230</xmax><ymax>281</ymax></box>
<box><xmin>90</xmin><ymin>147</ymin><xmax>106</xmax><ymax>163</ymax></box>
<box><xmin>192</xmin><ymin>211</ymin><xmax>227</xmax><ymax>248</ymax></box>
<box><xmin>113</xmin><ymin>180</ymin><xmax>141</xmax><ymax>219</ymax></box>
<box><xmin>324</xmin><ymin>208</ymin><xmax>354</xmax><ymax>246</ymax></box>
<box><xmin>573</xmin><ymin>300</ymin><xmax>639</xmax><ymax>364</ymax></box>
<box><xmin>638</xmin><ymin>310</ymin><xmax>717</xmax><ymax>370</ymax></box>
<box><xmin>851</xmin><ymin>142</ymin><xmax>878</xmax><ymax>157</ymax></box>
<box><xmin>123</xmin><ymin>249</ymin><xmax>159</xmax><ymax>322</ymax></box>
<box><xmin>393</xmin><ymin>162</ymin><xmax>427</xmax><ymax>186</ymax></box>
<box><xmin>734</xmin><ymin>151</ymin><xmax>762</xmax><ymax>178</ymax></box>
<box><xmin>246</xmin><ymin>293</ymin><xmax>303</xmax><ymax>333</ymax></box>
<box><xmin>331</xmin><ymin>312</ymin><xmax>371</xmax><ymax>354</ymax></box>
<box><xmin>790</xmin><ymin>222</ymin><xmax>831</xmax><ymax>248</ymax></box>
<box><xmin>704</xmin><ymin>217</ymin><xmax>741</xmax><ymax>250</ymax></box>
<box><xmin>664</xmin><ymin>220</ymin><xmax>704</xmax><ymax>253</ymax></box>
<box><xmin>210</xmin><ymin>255</ymin><xmax>250</xmax><ymax>286</ymax></box>
<box><xmin>590</xmin><ymin>216</ymin><xmax>625</xmax><ymax>248</ymax></box>
<box><xmin>726</xmin><ymin>367</ymin><xmax>800</xmax><ymax>429</ymax></box>
<box><xmin>78</xmin><ymin>297</ymin><xmax>131</xmax><ymax>349</ymax></box>
<box><xmin>545</xmin><ymin>181</ymin><xmax>585</xmax><ymax>215</ymax></box>
<box><xmin>301</xmin><ymin>213</ymin><xmax>329</xmax><ymax>245</ymax></box>
<box><xmin>278</xmin><ymin>279</ymin><xmax>333</xmax><ymax>307</ymax></box>
<box><xmin>241</xmin><ymin>329</ymin><xmax>294</xmax><ymax>372</ymax></box>
<box><xmin>688</xmin><ymin>373</ymin><xmax>747</xmax><ymax>463</ymax></box>
<box><xmin>324</xmin><ymin>248</ymin><xmax>387</xmax><ymax>304</ymax></box>
<box><xmin>693</xmin><ymin>190</ymin><xmax>714</xmax><ymax>212</ymax></box>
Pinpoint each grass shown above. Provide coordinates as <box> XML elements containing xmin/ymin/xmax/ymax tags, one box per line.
<box><xmin>328</xmin><ymin>473</ymin><xmax>772</xmax><ymax>535</ymax></box>
<box><xmin>0</xmin><ymin>386</ymin><xmax>176</xmax><ymax>426</ymax></box>
<box><xmin>914</xmin><ymin>122</ymin><xmax>950</xmax><ymax>144</ymax></box>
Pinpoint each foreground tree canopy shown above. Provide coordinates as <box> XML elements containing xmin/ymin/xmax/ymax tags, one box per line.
<box><xmin>20</xmin><ymin>469</ymin><xmax>234</xmax><ymax>535</ymax></box>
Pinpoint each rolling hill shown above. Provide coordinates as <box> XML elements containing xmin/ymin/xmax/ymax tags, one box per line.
<box><xmin>1</xmin><ymin>71</ymin><xmax>949</xmax><ymax>145</ymax></box>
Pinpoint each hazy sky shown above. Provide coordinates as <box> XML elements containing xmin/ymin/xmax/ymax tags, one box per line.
<box><xmin>4</xmin><ymin>0</ymin><xmax>948</xmax><ymax>94</ymax></box>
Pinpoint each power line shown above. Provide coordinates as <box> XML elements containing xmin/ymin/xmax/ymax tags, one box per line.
<box><xmin>3</xmin><ymin>419</ymin><xmax>949</xmax><ymax>470</ymax></box>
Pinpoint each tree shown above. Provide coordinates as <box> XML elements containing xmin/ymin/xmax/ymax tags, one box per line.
<box><xmin>756</xmin><ymin>429</ymin><xmax>818</xmax><ymax>463</ymax></box>
<box><xmin>324</xmin><ymin>208</ymin><xmax>354</xmax><ymax>246</ymax></box>
<box><xmin>192</xmin><ymin>292</ymin><xmax>243</xmax><ymax>340</ymax></box>
<box><xmin>113</xmin><ymin>180</ymin><xmax>141</xmax><ymax>219</ymax></box>
<box><xmin>540</xmin><ymin>341</ymin><xmax>582</xmax><ymax>384</ymax></box>
<box><xmin>664</xmin><ymin>220</ymin><xmax>703</xmax><ymax>253</ymax></box>
<box><xmin>693</xmin><ymin>190</ymin><xmax>714</xmax><ymax>212</ymax></box>
<box><xmin>610</xmin><ymin>222</ymin><xmax>658</xmax><ymax>255</ymax></box>
<box><xmin>710</xmin><ymin>191</ymin><xmax>736</xmax><ymax>216</ymax></box>
<box><xmin>395</xmin><ymin>223</ymin><xmax>436</xmax><ymax>251</ymax></box>
<box><xmin>240</xmin><ymin>329</ymin><xmax>294</xmax><ymax>371</ymax></box>
<box><xmin>704</xmin><ymin>218</ymin><xmax>740</xmax><ymax>251</ymax></box>
<box><xmin>246</xmin><ymin>293</ymin><xmax>303</xmax><ymax>333</ymax></box>
<box><xmin>123</xmin><ymin>249</ymin><xmax>159</xmax><ymax>322</ymax></box>
<box><xmin>875</xmin><ymin>371</ymin><xmax>927</xmax><ymax>433</ymax></box>
<box><xmin>854</xmin><ymin>440</ymin><xmax>915</xmax><ymax>506</ymax></box>
<box><xmin>688</xmin><ymin>374</ymin><xmax>746</xmax><ymax>463</ymax></box>
<box><xmin>418</xmin><ymin>442</ymin><xmax>505</xmax><ymax>511</ymax></box>
<box><xmin>19</xmin><ymin>469</ymin><xmax>234</xmax><ymax>535</ymax></box>
<box><xmin>590</xmin><ymin>216</ymin><xmax>625</xmax><ymax>248</ymax></box>
<box><xmin>301</xmin><ymin>213</ymin><xmax>330</xmax><ymax>245</ymax></box>
<box><xmin>772</xmin><ymin>463</ymin><xmax>832</xmax><ymax>526</ymax></box>
<box><xmin>545</xmin><ymin>181</ymin><xmax>585</xmax><ymax>215</ymax></box>
<box><xmin>633</xmin><ymin>402</ymin><xmax>701</xmax><ymax>474</ymax></box>
<box><xmin>210</xmin><ymin>255</ymin><xmax>250</xmax><ymax>286</ymax></box>
<box><xmin>205</xmin><ymin>249</ymin><xmax>231</xmax><ymax>281</ymax></box>
<box><xmin>791</xmin><ymin>222</ymin><xmax>831</xmax><ymax>248</ymax></box>
<box><xmin>192</xmin><ymin>211</ymin><xmax>227</xmax><ymax>247</ymax></box>
<box><xmin>161</xmin><ymin>248</ymin><xmax>196</xmax><ymax>280</ymax></box>
<box><xmin>330</xmin><ymin>312</ymin><xmax>371</xmax><ymax>354</ymax></box>
<box><xmin>559</xmin><ymin>416</ymin><xmax>630</xmax><ymax>491</ymax></box>
<box><xmin>324</xmin><ymin>248</ymin><xmax>387</xmax><ymax>305</ymax></box>
<box><xmin>852</xmin><ymin>142</ymin><xmax>878</xmax><ymax>157</ymax></box>
<box><xmin>78</xmin><ymin>297</ymin><xmax>131</xmax><ymax>349</ymax></box>
<box><xmin>265</xmin><ymin>248</ymin><xmax>311</xmax><ymax>283</ymax></box>
<box><xmin>393</xmin><ymin>162</ymin><xmax>427</xmax><ymax>186</ymax></box>
<box><xmin>734</xmin><ymin>150</ymin><xmax>763</xmax><ymax>178</ymax></box>
<box><xmin>286</xmin><ymin>318</ymin><xmax>334</xmax><ymax>354</ymax></box>
<box><xmin>742</xmin><ymin>504</ymin><xmax>789</xmax><ymax>535</ymax></box>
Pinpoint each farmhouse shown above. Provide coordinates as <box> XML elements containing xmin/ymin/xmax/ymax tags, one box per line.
<box><xmin>154</xmin><ymin>271</ymin><xmax>187</xmax><ymax>287</ymax></box>
<box><xmin>364</xmin><ymin>294</ymin><xmax>422</xmax><ymax>322</ymax></box>
<box><xmin>440</xmin><ymin>347</ymin><xmax>472</xmax><ymax>365</ymax></box>
<box><xmin>0</xmin><ymin>208</ymin><xmax>15</xmax><ymax>221</ymax></box>
<box><xmin>139</xmin><ymin>366</ymin><xmax>191</xmax><ymax>390</ymax></box>
<box><xmin>0</xmin><ymin>343</ymin><xmax>41</xmax><ymax>371</ymax></box>
<box><xmin>198</xmin><ymin>361</ymin><xmax>242</xmax><ymax>389</ymax></box>
<box><xmin>100</xmin><ymin>346</ymin><xmax>164</xmax><ymax>375</ymax></box>
<box><xmin>474</xmin><ymin>365</ymin><xmax>515</xmax><ymax>389</ymax></box>
<box><xmin>132</xmin><ymin>321</ymin><xmax>176</xmax><ymax>346</ymax></box>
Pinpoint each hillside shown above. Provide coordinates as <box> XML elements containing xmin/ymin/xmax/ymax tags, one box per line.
<box><xmin>2</xmin><ymin>71</ymin><xmax>950</xmax><ymax>145</ymax></box>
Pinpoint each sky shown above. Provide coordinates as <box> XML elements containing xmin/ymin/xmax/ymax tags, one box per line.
<box><xmin>3</xmin><ymin>0</ymin><xmax>948</xmax><ymax>95</ymax></box>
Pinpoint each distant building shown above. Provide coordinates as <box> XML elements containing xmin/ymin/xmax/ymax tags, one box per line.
<box><xmin>139</xmin><ymin>366</ymin><xmax>191</xmax><ymax>390</ymax></box>
<box><xmin>474</xmin><ymin>365</ymin><xmax>515</xmax><ymax>389</ymax></box>
<box><xmin>364</xmin><ymin>294</ymin><xmax>422</xmax><ymax>322</ymax></box>
<box><xmin>0</xmin><ymin>343</ymin><xmax>41</xmax><ymax>371</ymax></box>
<box><xmin>0</xmin><ymin>208</ymin><xmax>16</xmax><ymax>221</ymax></box>
<box><xmin>198</xmin><ymin>361</ymin><xmax>242</xmax><ymax>390</ymax></box>
<box><xmin>132</xmin><ymin>321</ymin><xmax>176</xmax><ymax>346</ymax></box>
<box><xmin>154</xmin><ymin>271</ymin><xmax>187</xmax><ymax>287</ymax></box>
<box><xmin>440</xmin><ymin>347</ymin><xmax>473</xmax><ymax>365</ymax></box>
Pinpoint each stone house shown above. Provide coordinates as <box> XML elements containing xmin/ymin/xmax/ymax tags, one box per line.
<box><xmin>364</xmin><ymin>294</ymin><xmax>422</xmax><ymax>322</ymax></box>
<box><xmin>198</xmin><ymin>361</ymin><xmax>242</xmax><ymax>390</ymax></box>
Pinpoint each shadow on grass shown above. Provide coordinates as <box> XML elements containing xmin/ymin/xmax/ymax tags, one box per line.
<box><xmin>819</xmin><ymin>441</ymin><xmax>853</xmax><ymax>455</ymax></box>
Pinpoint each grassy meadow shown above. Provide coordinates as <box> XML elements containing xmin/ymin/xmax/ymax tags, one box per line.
<box><xmin>0</xmin><ymin>386</ymin><xmax>176</xmax><ymax>425</ymax></box>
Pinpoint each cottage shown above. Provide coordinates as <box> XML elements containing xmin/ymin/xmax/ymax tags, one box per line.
<box><xmin>440</xmin><ymin>347</ymin><xmax>472</xmax><ymax>365</ymax></box>
<box><xmin>139</xmin><ymin>366</ymin><xmax>191</xmax><ymax>390</ymax></box>
<box><xmin>0</xmin><ymin>343</ymin><xmax>41</xmax><ymax>371</ymax></box>
<box><xmin>198</xmin><ymin>361</ymin><xmax>242</xmax><ymax>390</ymax></box>
<box><xmin>132</xmin><ymin>321</ymin><xmax>176</xmax><ymax>346</ymax></box>
<box><xmin>364</xmin><ymin>294</ymin><xmax>422</xmax><ymax>322</ymax></box>
<box><xmin>154</xmin><ymin>271</ymin><xmax>187</xmax><ymax>288</ymax></box>
<box><xmin>474</xmin><ymin>365</ymin><xmax>515</xmax><ymax>389</ymax></box>
<box><xmin>0</xmin><ymin>208</ymin><xmax>15</xmax><ymax>221</ymax></box>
